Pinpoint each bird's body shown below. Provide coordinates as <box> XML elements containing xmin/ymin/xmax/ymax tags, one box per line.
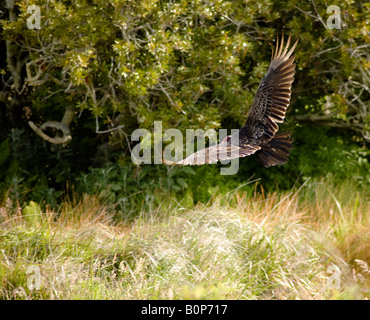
<box><xmin>175</xmin><ymin>34</ymin><xmax>297</xmax><ymax>167</ymax></box>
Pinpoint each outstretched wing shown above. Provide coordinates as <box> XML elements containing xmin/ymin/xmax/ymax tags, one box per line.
<box><xmin>172</xmin><ymin>34</ymin><xmax>297</xmax><ymax>166</ymax></box>
<box><xmin>240</xmin><ymin>34</ymin><xmax>298</xmax><ymax>147</ymax></box>
<box><xmin>176</xmin><ymin>141</ymin><xmax>260</xmax><ymax>165</ymax></box>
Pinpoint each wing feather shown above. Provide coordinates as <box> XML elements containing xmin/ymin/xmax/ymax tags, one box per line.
<box><xmin>240</xmin><ymin>34</ymin><xmax>297</xmax><ymax>147</ymax></box>
<box><xmin>173</xmin><ymin>34</ymin><xmax>297</xmax><ymax>166</ymax></box>
<box><xmin>177</xmin><ymin>142</ymin><xmax>260</xmax><ymax>165</ymax></box>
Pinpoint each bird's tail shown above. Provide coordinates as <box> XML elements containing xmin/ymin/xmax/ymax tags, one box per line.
<box><xmin>258</xmin><ymin>132</ymin><xmax>293</xmax><ymax>167</ymax></box>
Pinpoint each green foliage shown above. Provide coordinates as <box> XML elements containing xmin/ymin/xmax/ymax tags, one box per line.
<box><xmin>0</xmin><ymin>130</ymin><xmax>26</xmax><ymax>205</ymax></box>
<box><xmin>23</xmin><ymin>201</ymin><xmax>42</xmax><ymax>225</ymax></box>
<box><xmin>292</xmin><ymin>126</ymin><xmax>369</xmax><ymax>186</ymax></box>
<box><xmin>0</xmin><ymin>129</ymin><xmax>65</xmax><ymax>208</ymax></box>
<box><xmin>76</xmin><ymin>161</ymin><xmax>197</xmax><ymax>216</ymax></box>
<box><xmin>2</xmin><ymin>0</ymin><xmax>368</xmax><ymax>131</ymax></box>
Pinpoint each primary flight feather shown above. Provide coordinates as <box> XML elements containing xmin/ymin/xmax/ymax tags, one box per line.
<box><xmin>175</xmin><ymin>34</ymin><xmax>298</xmax><ymax>167</ymax></box>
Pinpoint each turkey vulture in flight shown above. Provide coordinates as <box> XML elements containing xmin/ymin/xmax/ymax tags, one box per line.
<box><xmin>175</xmin><ymin>34</ymin><xmax>297</xmax><ymax>167</ymax></box>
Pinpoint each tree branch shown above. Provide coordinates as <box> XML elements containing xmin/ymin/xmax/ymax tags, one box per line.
<box><xmin>294</xmin><ymin>114</ymin><xmax>369</xmax><ymax>141</ymax></box>
<box><xmin>29</xmin><ymin>106</ymin><xmax>75</xmax><ymax>144</ymax></box>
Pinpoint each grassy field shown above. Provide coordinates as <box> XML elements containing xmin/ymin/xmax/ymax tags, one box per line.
<box><xmin>0</xmin><ymin>178</ymin><xmax>369</xmax><ymax>300</ymax></box>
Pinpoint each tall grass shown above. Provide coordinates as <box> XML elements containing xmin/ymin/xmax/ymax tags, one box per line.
<box><xmin>0</xmin><ymin>179</ymin><xmax>368</xmax><ymax>299</ymax></box>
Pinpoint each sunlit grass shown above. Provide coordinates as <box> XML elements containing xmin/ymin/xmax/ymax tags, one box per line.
<box><xmin>0</xmin><ymin>178</ymin><xmax>368</xmax><ymax>299</ymax></box>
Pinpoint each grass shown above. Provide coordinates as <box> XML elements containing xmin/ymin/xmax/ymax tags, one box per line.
<box><xmin>0</xmin><ymin>178</ymin><xmax>369</xmax><ymax>300</ymax></box>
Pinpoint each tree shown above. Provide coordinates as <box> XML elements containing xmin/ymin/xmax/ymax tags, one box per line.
<box><xmin>0</xmin><ymin>0</ymin><xmax>368</xmax><ymax>203</ymax></box>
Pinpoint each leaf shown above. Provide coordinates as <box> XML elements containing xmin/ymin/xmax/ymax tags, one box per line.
<box><xmin>176</xmin><ymin>178</ymin><xmax>187</xmax><ymax>189</ymax></box>
<box><xmin>23</xmin><ymin>201</ymin><xmax>42</xmax><ymax>225</ymax></box>
<box><xmin>110</xmin><ymin>183</ymin><xmax>122</xmax><ymax>191</ymax></box>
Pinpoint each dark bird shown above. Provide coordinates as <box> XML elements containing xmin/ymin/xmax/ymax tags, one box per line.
<box><xmin>174</xmin><ymin>34</ymin><xmax>297</xmax><ymax>167</ymax></box>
